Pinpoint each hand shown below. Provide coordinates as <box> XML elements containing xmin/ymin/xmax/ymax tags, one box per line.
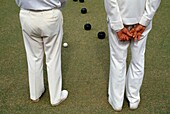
<box><xmin>117</xmin><ymin>27</ymin><xmax>132</xmax><ymax>41</ymax></box>
<box><xmin>130</xmin><ymin>24</ymin><xmax>146</xmax><ymax>42</ymax></box>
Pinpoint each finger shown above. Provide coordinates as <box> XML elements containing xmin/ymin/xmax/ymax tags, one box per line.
<box><xmin>135</xmin><ymin>27</ymin><xmax>140</xmax><ymax>32</ymax></box>
<box><xmin>117</xmin><ymin>32</ymin><xmax>122</xmax><ymax>40</ymax></box>
<box><xmin>124</xmin><ymin>35</ymin><xmax>128</xmax><ymax>41</ymax></box>
<box><xmin>130</xmin><ymin>28</ymin><xmax>135</xmax><ymax>34</ymax></box>
<box><xmin>118</xmin><ymin>35</ymin><xmax>123</xmax><ymax>41</ymax></box>
<box><xmin>125</xmin><ymin>35</ymin><xmax>129</xmax><ymax>41</ymax></box>
<box><xmin>137</xmin><ymin>33</ymin><xmax>141</xmax><ymax>41</ymax></box>
<box><xmin>134</xmin><ymin>37</ymin><xmax>137</xmax><ymax>42</ymax></box>
<box><xmin>139</xmin><ymin>28</ymin><xmax>145</xmax><ymax>35</ymax></box>
<box><xmin>133</xmin><ymin>31</ymin><xmax>137</xmax><ymax>38</ymax></box>
<box><xmin>121</xmin><ymin>34</ymin><xmax>125</xmax><ymax>41</ymax></box>
<box><xmin>133</xmin><ymin>32</ymin><xmax>138</xmax><ymax>42</ymax></box>
<box><xmin>123</xmin><ymin>28</ymin><xmax>132</xmax><ymax>37</ymax></box>
<box><xmin>122</xmin><ymin>34</ymin><xmax>128</xmax><ymax>41</ymax></box>
<box><xmin>126</xmin><ymin>31</ymin><xmax>132</xmax><ymax>37</ymax></box>
<box><xmin>137</xmin><ymin>35</ymin><xmax>140</xmax><ymax>41</ymax></box>
<box><xmin>130</xmin><ymin>28</ymin><xmax>135</xmax><ymax>39</ymax></box>
<box><xmin>120</xmin><ymin>37</ymin><xmax>123</xmax><ymax>41</ymax></box>
<box><xmin>136</xmin><ymin>24</ymin><xmax>146</xmax><ymax>33</ymax></box>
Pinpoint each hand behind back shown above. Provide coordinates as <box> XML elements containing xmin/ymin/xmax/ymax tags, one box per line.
<box><xmin>130</xmin><ymin>24</ymin><xmax>146</xmax><ymax>42</ymax></box>
<box><xmin>117</xmin><ymin>24</ymin><xmax>146</xmax><ymax>42</ymax></box>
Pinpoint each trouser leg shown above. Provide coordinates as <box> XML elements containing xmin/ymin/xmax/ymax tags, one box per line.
<box><xmin>126</xmin><ymin>37</ymin><xmax>147</xmax><ymax>106</ymax></box>
<box><xmin>22</xmin><ymin>32</ymin><xmax>45</xmax><ymax>100</ymax></box>
<box><xmin>42</xmin><ymin>9</ymin><xmax>63</xmax><ymax>105</ymax></box>
<box><xmin>20</xmin><ymin>9</ymin><xmax>45</xmax><ymax>100</ymax></box>
<box><xmin>107</xmin><ymin>24</ymin><xmax>130</xmax><ymax>109</ymax></box>
<box><xmin>126</xmin><ymin>23</ymin><xmax>152</xmax><ymax>106</ymax></box>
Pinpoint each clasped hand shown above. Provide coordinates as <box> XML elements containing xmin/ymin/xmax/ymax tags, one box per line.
<box><xmin>117</xmin><ymin>24</ymin><xmax>146</xmax><ymax>42</ymax></box>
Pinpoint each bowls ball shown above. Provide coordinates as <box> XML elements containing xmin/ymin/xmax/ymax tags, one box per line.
<box><xmin>63</xmin><ymin>43</ymin><xmax>68</xmax><ymax>48</ymax></box>
<box><xmin>79</xmin><ymin>0</ymin><xmax>84</xmax><ymax>3</ymax></box>
<box><xmin>98</xmin><ymin>32</ymin><xmax>106</xmax><ymax>39</ymax></box>
<box><xmin>81</xmin><ymin>8</ymin><xmax>87</xmax><ymax>14</ymax></box>
<box><xmin>84</xmin><ymin>23</ymin><xmax>91</xmax><ymax>30</ymax></box>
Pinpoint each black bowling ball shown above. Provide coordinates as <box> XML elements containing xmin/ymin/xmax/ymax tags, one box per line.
<box><xmin>98</xmin><ymin>32</ymin><xmax>106</xmax><ymax>39</ymax></box>
<box><xmin>79</xmin><ymin>0</ymin><xmax>84</xmax><ymax>3</ymax></box>
<box><xmin>81</xmin><ymin>8</ymin><xmax>87</xmax><ymax>14</ymax></box>
<box><xmin>84</xmin><ymin>23</ymin><xmax>91</xmax><ymax>30</ymax></box>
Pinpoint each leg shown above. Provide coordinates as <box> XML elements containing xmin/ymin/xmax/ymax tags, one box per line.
<box><xmin>20</xmin><ymin>9</ymin><xmax>45</xmax><ymax>101</ymax></box>
<box><xmin>107</xmin><ymin>24</ymin><xmax>130</xmax><ymax>110</ymax></box>
<box><xmin>42</xmin><ymin>9</ymin><xmax>68</xmax><ymax>105</ymax></box>
<box><xmin>126</xmin><ymin>23</ymin><xmax>152</xmax><ymax>109</ymax></box>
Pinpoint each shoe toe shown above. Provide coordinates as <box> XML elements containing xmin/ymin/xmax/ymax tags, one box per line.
<box><xmin>51</xmin><ymin>90</ymin><xmax>68</xmax><ymax>106</ymax></box>
<box><xmin>130</xmin><ymin>103</ymin><xmax>139</xmax><ymax>110</ymax></box>
<box><xmin>113</xmin><ymin>107</ymin><xmax>122</xmax><ymax>112</ymax></box>
<box><xmin>62</xmin><ymin>90</ymin><xmax>68</xmax><ymax>98</ymax></box>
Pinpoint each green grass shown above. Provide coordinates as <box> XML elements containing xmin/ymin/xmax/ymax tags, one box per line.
<box><xmin>0</xmin><ymin>0</ymin><xmax>170</xmax><ymax>113</ymax></box>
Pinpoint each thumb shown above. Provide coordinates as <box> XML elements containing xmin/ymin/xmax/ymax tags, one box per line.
<box><xmin>135</xmin><ymin>26</ymin><xmax>141</xmax><ymax>32</ymax></box>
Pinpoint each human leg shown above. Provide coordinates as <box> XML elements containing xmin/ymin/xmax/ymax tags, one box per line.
<box><xmin>42</xmin><ymin>9</ymin><xmax>68</xmax><ymax>105</ymax></box>
<box><xmin>126</xmin><ymin>23</ymin><xmax>152</xmax><ymax>109</ymax></box>
<box><xmin>107</xmin><ymin>24</ymin><xmax>130</xmax><ymax>110</ymax></box>
<box><xmin>19</xmin><ymin>9</ymin><xmax>45</xmax><ymax>101</ymax></box>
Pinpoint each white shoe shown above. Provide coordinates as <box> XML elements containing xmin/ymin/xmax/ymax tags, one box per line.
<box><xmin>52</xmin><ymin>90</ymin><xmax>68</xmax><ymax>106</ymax></box>
<box><xmin>130</xmin><ymin>103</ymin><xmax>139</xmax><ymax>110</ymax></box>
<box><xmin>108</xmin><ymin>97</ymin><xmax>122</xmax><ymax>111</ymax></box>
<box><xmin>31</xmin><ymin>88</ymin><xmax>46</xmax><ymax>103</ymax></box>
<box><xmin>113</xmin><ymin>107</ymin><xmax>122</xmax><ymax>112</ymax></box>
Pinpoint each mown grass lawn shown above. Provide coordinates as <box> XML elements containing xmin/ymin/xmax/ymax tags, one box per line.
<box><xmin>0</xmin><ymin>0</ymin><xmax>169</xmax><ymax>113</ymax></box>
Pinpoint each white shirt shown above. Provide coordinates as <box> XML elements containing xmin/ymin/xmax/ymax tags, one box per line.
<box><xmin>104</xmin><ymin>0</ymin><xmax>161</xmax><ymax>31</ymax></box>
<box><xmin>15</xmin><ymin>0</ymin><xmax>67</xmax><ymax>10</ymax></box>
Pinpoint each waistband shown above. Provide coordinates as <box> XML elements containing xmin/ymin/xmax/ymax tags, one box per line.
<box><xmin>21</xmin><ymin>7</ymin><xmax>59</xmax><ymax>12</ymax></box>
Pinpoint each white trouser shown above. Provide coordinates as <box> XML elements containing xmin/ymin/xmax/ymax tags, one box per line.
<box><xmin>107</xmin><ymin>23</ymin><xmax>152</xmax><ymax>109</ymax></box>
<box><xmin>19</xmin><ymin>8</ymin><xmax>63</xmax><ymax>104</ymax></box>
